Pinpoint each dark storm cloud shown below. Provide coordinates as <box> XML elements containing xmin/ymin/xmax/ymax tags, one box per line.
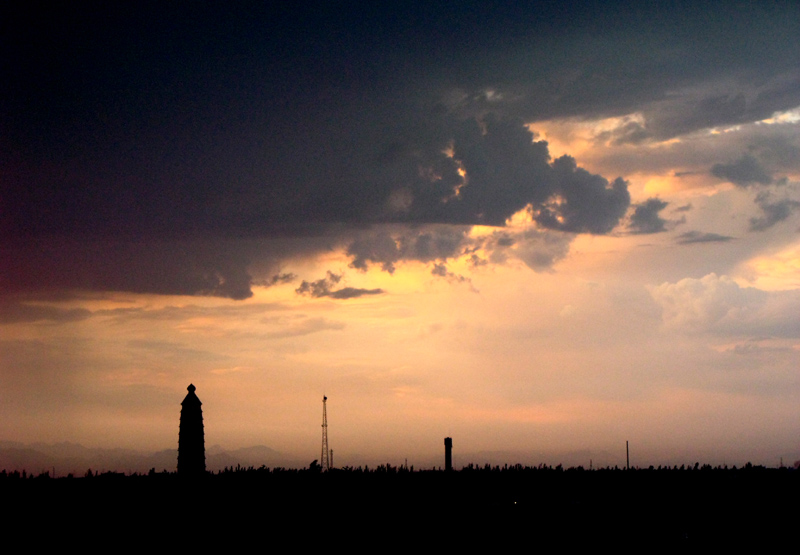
<box><xmin>0</xmin><ymin>238</ymin><xmax>263</xmax><ymax>300</ymax></box>
<box><xmin>676</xmin><ymin>231</ymin><xmax>735</xmax><ymax>244</ymax></box>
<box><xmin>295</xmin><ymin>272</ymin><xmax>384</xmax><ymax>300</ymax></box>
<box><xmin>3</xmin><ymin>2</ymin><xmax>799</xmax><ymax>299</ymax></box>
<box><xmin>711</xmin><ymin>155</ymin><xmax>773</xmax><ymax>187</ymax></box>
<box><xmin>481</xmin><ymin>5</ymin><xmax>800</xmax><ymax>138</ymax></box>
<box><xmin>749</xmin><ymin>192</ymin><xmax>800</xmax><ymax>231</ymax></box>
<box><xmin>3</xmin><ymin>3</ymin><xmax>637</xmax><ymax>239</ymax></box>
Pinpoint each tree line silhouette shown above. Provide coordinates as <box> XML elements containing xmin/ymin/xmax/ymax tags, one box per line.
<box><xmin>2</xmin><ymin>462</ymin><xmax>797</xmax><ymax>546</ymax></box>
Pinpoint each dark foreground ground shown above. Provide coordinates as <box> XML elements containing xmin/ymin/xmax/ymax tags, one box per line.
<box><xmin>4</xmin><ymin>464</ymin><xmax>796</xmax><ymax>548</ymax></box>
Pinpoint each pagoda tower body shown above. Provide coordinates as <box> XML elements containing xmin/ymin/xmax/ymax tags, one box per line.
<box><xmin>178</xmin><ymin>384</ymin><xmax>205</xmax><ymax>476</ymax></box>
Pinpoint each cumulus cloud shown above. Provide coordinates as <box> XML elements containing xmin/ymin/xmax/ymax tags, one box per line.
<box><xmin>359</xmin><ymin>115</ymin><xmax>632</xmax><ymax>234</ymax></box>
<box><xmin>649</xmin><ymin>274</ymin><xmax>800</xmax><ymax>336</ymax></box>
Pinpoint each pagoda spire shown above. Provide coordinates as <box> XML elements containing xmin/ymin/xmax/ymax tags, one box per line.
<box><xmin>178</xmin><ymin>384</ymin><xmax>205</xmax><ymax>476</ymax></box>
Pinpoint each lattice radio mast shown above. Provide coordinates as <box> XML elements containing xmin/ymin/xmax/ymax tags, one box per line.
<box><xmin>321</xmin><ymin>395</ymin><xmax>330</xmax><ymax>471</ymax></box>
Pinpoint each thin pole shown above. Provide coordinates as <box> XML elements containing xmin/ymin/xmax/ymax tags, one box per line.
<box><xmin>321</xmin><ymin>396</ymin><xmax>330</xmax><ymax>471</ymax></box>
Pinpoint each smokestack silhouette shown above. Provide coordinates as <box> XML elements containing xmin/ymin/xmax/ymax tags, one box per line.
<box><xmin>444</xmin><ymin>437</ymin><xmax>452</xmax><ymax>471</ymax></box>
<box><xmin>626</xmin><ymin>440</ymin><xmax>630</xmax><ymax>470</ymax></box>
<box><xmin>178</xmin><ymin>384</ymin><xmax>205</xmax><ymax>476</ymax></box>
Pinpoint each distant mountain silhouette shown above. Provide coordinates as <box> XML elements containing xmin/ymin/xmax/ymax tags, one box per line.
<box><xmin>0</xmin><ymin>441</ymin><xmax>299</xmax><ymax>475</ymax></box>
<box><xmin>206</xmin><ymin>444</ymin><xmax>301</xmax><ymax>470</ymax></box>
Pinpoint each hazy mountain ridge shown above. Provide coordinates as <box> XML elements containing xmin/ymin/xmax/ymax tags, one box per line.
<box><xmin>0</xmin><ymin>441</ymin><xmax>301</xmax><ymax>475</ymax></box>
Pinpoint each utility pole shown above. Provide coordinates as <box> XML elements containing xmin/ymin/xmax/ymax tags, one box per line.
<box><xmin>321</xmin><ymin>395</ymin><xmax>330</xmax><ymax>471</ymax></box>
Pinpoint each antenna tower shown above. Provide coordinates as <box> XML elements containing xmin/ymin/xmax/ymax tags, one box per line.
<box><xmin>321</xmin><ymin>395</ymin><xmax>330</xmax><ymax>471</ymax></box>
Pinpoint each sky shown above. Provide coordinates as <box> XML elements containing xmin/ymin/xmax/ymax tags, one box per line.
<box><xmin>2</xmin><ymin>1</ymin><xmax>799</xmax><ymax>469</ymax></box>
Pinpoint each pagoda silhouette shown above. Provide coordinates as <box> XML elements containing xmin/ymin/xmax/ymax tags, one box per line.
<box><xmin>178</xmin><ymin>384</ymin><xmax>205</xmax><ymax>476</ymax></box>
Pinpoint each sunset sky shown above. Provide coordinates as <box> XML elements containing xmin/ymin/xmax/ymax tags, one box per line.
<box><xmin>2</xmin><ymin>1</ymin><xmax>799</xmax><ymax>469</ymax></box>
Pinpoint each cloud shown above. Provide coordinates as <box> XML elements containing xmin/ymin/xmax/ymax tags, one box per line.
<box><xmin>501</xmin><ymin>228</ymin><xmax>573</xmax><ymax>271</ymax></box>
<box><xmin>749</xmin><ymin>191</ymin><xmax>800</xmax><ymax>231</ymax></box>
<box><xmin>721</xmin><ymin>339</ymin><xmax>796</xmax><ymax>356</ymax></box>
<box><xmin>711</xmin><ymin>154</ymin><xmax>773</xmax><ymax>187</ymax></box>
<box><xmin>649</xmin><ymin>274</ymin><xmax>800</xmax><ymax>337</ymax></box>
<box><xmin>261</xmin><ymin>317</ymin><xmax>346</xmax><ymax>338</ymax></box>
<box><xmin>3</xmin><ymin>109</ymin><xmax>633</xmax><ymax>301</ymax></box>
<box><xmin>295</xmin><ymin>272</ymin><xmax>384</xmax><ymax>299</ymax></box>
<box><xmin>675</xmin><ymin>231</ymin><xmax>735</xmax><ymax>244</ymax></box>
<box><xmin>746</xmin><ymin>131</ymin><xmax>800</xmax><ymax>170</ymax></box>
<box><xmin>326</xmin><ymin>287</ymin><xmax>385</xmax><ymax>300</ymax></box>
<box><xmin>531</xmin><ymin>156</ymin><xmax>630</xmax><ymax>234</ymax></box>
<box><xmin>594</xmin><ymin>120</ymin><xmax>652</xmax><ymax>146</ymax></box>
<box><xmin>430</xmin><ymin>263</ymin><xmax>476</xmax><ymax>291</ymax></box>
<box><xmin>628</xmin><ymin>198</ymin><xmax>670</xmax><ymax>234</ymax></box>
<box><xmin>344</xmin><ymin>222</ymin><xmax>574</xmax><ymax>276</ymax></box>
<box><xmin>354</xmin><ymin>114</ymin><xmax>632</xmax><ymax>234</ymax></box>
<box><xmin>0</xmin><ymin>300</ymin><xmax>92</xmax><ymax>324</ymax></box>
<box><xmin>0</xmin><ymin>238</ymin><xmax>267</xmax><ymax>300</ymax></box>
<box><xmin>653</xmin><ymin>93</ymin><xmax>749</xmax><ymax>140</ymax></box>
<box><xmin>254</xmin><ymin>273</ymin><xmax>297</xmax><ymax>287</ymax></box>
<box><xmin>347</xmin><ymin>227</ymin><xmax>470</xmax><ymax>274</ymax></box>
<box><xmin>573</xmin><ymin>117</ymin><xmax>800</xmax><ymax>185</ymax></box>
<box><xmin>4</xmin><ymin>3</ymin><xmax>800</xmax><ymax>301</ymax></box>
